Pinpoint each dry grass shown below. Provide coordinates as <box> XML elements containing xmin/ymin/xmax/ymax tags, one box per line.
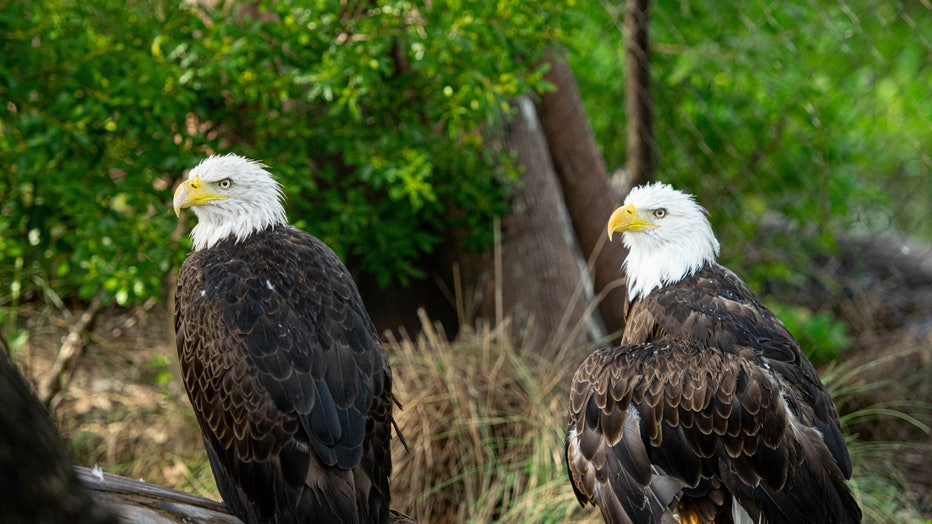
<box><xmin>386</xmin><ymin>310</ymin><xmax>599</xmax><ymax>523</ymax></box>
<box><xmin>822</xmin><ymin>342</ymin><xmax>932</xmax><ymax>523</ymax></box>
<box><xmin>11</xmin><ymin>303</ymin><xmax>221</xmax><ymax>501</ymax></box>
<box><xmin>12</xmin><ymin>302</ymin><xmax>603</xmax><ymax>522</ymax></box>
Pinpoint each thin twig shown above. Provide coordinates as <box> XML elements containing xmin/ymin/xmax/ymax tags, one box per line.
<box><xmin>40</xmin><ymin>290</ymin><xmax>105</xmax><ymax>410</ymax></box>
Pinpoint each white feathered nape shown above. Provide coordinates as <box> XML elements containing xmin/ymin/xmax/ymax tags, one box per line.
<box><xmin>620</xmin><ymin>183</ymin><xmax>720</xmax><ymax>299</ymax></box>
<box><xmin>186</xmin><ymin>154</ymin><xmax>288</xmax><ymax>251</ymax></box>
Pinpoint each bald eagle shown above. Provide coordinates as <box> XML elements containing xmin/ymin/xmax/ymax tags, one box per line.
<box><xmin>565</xmin><ymin>183</ymin><xmax>861</xmax><ymax>524</ymax></box>
<box><xmin>172</xmin><ymin>154</ymin><xmax>396</xmax><ymax>524</ymax></box>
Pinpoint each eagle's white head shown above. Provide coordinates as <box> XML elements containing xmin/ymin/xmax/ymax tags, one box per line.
<box><xmin>173</xmin><ymin>154</ymin><xmax>287</xmax><ymax>251</ymax></box>
<box><xmin>607</xmin><ymin>182</ymin><xmax>720</xmax><ymax>299</ymax></box>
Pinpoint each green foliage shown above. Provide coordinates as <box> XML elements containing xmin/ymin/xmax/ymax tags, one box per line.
<box><xmin>563</xmin><ymin>1</ymin><xmax>931</xmax><ymax>354</ymax></box>
<box><xmin>1</xmin><ymin>0</ymin><xmax>566</xmax><ymax>314</ymax></box>
<box><xmin>1</xmin><ymin>0</ymin><xmax>208</xmax><ymax>311</ymax></box>
<box><xmin>766</xmin><ymin>301</ymin><xmax>851</xmax><ymax>364</ymax></box>
<box><xmin>146</xmin><ymin>354</ymin><xmax>175</xmax><ymax>390</ymax></box>
<box><xmin>183</xmin><ymin>0</ymin><xmax>564</xmax><ymax>285</ymax></box>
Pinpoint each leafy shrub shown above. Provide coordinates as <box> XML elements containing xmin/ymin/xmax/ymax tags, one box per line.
<box><xmin>1</xmin><ymin>0</ymin><xmax>567</xmax><ymax>319</ymax></box>
<box><xmin>766</xmin><ymin>301</ymin><xmax>851</xmax><ymax>364</ymax></box>
<box><xmin>2</xmin><ymin>0</ymin><xmax>212</xmax><ymax>310</ymax></box>
<box><xmin>567</xmin><ymin>0</ymin><xmax>928</xmax><ymax>254</ymax></box>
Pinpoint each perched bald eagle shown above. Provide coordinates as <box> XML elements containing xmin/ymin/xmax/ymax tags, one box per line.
<box><xmin>172</xmin><ymin>154</ymin><xmax>396</xmax><ymax>524</ymax></box>
<box><xmin>565</xmin><ymin>183</ymin><xmax>861</xmax><ymax>524</ymax></box>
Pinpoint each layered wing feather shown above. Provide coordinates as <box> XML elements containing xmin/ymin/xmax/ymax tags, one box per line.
<box><xmin>566</xmin><ymin>340</ymin><xmax>791</xmax><ymax>524</ymax></box>
<box><xmin>596</xmin><ymin>262</ymin><xmax>861</xmax><ymax>523</ymax></box>
<box><xmin>175</xmin><ymin>226</ymin><xmax>393</xmax><ymax>524</ymax></box>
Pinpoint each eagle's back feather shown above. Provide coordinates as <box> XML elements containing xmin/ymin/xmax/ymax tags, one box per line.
<box><xmin>175</xmin><ymin>226</ymin><xmax>393</xmax><ymax>524</ymax></box>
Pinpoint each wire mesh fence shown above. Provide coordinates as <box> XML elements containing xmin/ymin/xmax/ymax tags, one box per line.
<box><xmin>572</xmin><ymin>0</ymin><xmax>930</xmax><ymax>245</ymax></box>
<box><xmin>568</xmin><ymin>3</ymin><xmax>931</xmax><ymax>514</ymax></box>
<box><xmin>568</xmin><ymin>0</ymin><xmax>931</xmax><ymax>340</ymax></box>
<box><xmin>569</xmin><ymin>0</ymin><xmax>931</xmax><ymax>440</ymax></box>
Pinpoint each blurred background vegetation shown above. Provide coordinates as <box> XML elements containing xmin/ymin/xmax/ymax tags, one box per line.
<box><xmin>573</xmin><ymin>0</ymin><xmax>930</xmax><ymax>274</ymax></box>
<box><xmin>1</xmin><ymin>0</ymin><xmax>928</xmax><ymax>316</ymax></box>
<box><xmin>1</xmin><ymin>0</ymin><xmax>930</xmax><ymax>522</ymax></box>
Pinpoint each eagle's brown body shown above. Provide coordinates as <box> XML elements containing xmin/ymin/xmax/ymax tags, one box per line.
<box><xmin>566</xmin><ymin>263</ymin><xmax>861</xmax><ymax>524</ymax></box>
<box><xmin>175</xmin><ymin>225</ymin><xmax>394</xmax><ymax>524</ymax></box>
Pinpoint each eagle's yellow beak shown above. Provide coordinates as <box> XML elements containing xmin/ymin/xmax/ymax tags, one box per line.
<box><xmin>607</xmin><ymin>204</ymin><xmax>655</xmax><ymax>241</ymax></box>
<box><xmin>173</xmin><ymin>177</ymin><xmax>228</xmax><ymax>216</ymax></box>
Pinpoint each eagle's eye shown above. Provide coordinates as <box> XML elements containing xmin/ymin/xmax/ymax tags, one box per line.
<box><xmin>218</xmin><ymin>178</ymin><xmax>232</xmax><ymax>189</ymax></box>
<box><xmin>653</xmin><ymin>208</ymin><xmax>667</xmax><ymax>218</ymax></box>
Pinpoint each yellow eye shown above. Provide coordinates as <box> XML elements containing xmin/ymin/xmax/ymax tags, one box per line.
<box><xmin>218</xmin><ymin>178</ymin><xmax>232</xmax><ymax>189</ymax></box>
<box><xmin>653</xmin><ymin>208</ymin><xmax>667</xmax><ymax>218</ymax></box>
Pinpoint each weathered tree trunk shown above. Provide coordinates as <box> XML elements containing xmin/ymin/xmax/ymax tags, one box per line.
<box><xmin>624</xmin><ymin>0</ymin><xmax>655</xmax><ymax>185</ymax></box>
<box><xmin>536</xmin><ymin>52</ymin><xmax>629</xmax><ymax>337</ymax></box>
<box><xmin>499</xmin><ymin>96</ymin><xmax>599</xmax><ymax>356</ymax></box>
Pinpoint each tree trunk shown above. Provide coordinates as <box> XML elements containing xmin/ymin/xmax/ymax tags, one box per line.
<box><xmin>536</xmin><ymin>51</ymin><xmax>629</xmax><ymax>338</ymax></box>
<box><xmin>499</xmin><ymin>96</ymin><xmax>599</xmax><ymax>356</ymax></box>
<box><xmin>625</xmin><ymin>0</ymin><xmax>655</xmax><ymax>185</ymax></box>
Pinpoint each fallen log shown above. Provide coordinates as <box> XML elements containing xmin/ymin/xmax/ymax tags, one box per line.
<box><xmin>76</xmin><ymin>466</ymin><xmax>240</xmax><ymax>524</ymax></box>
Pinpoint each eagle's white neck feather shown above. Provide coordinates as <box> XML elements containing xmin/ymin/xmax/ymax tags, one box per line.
<box><xmin>621</xmin><ymin>183</ymin><xmax>720</xmax><ymax>299</ymax></box>
<box><xmin>187</xmin><ymin>154</ymin><xmax>287</xmax><ymax>251</ymax></box>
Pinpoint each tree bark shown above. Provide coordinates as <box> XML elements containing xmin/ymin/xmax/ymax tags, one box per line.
<box><xmin>625</xmin><ymin>0</ymin><xmax>655</xmax><ymax>185</ymax></box>
<box><xmin>499</xmin><ymin>96</ymin><xmax>598</xmax><ymax>356</ymax></box>
<box><xmin>536</xmin><ymin>52</ymin><xmax>629</xmax><ymax>337</ymax></box>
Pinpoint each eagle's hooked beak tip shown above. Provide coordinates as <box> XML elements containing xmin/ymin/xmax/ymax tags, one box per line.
<box><xmin>172</xmin><ymin>183</ymin><xmax>188</xmax><ymax>217</ymax></box>
<box><xmin>607</xmin><ymin>204</ymin><xmax>636</xmax><ymax>242</ymax></box>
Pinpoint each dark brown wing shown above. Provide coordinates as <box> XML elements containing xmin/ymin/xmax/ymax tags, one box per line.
<box><xmin>0</xmin><ymin>339</ymin><xmax>120</xmax><ymax>524</ymax></box>
<box><xmin>566</xmin><ymin>340</ymin><xmax>792</xmax><ymax>524</ymax></box>
<box><xmin>619</xmin><ymin>263</ymin><xmax>860</xmax><ymax>523</ymax></box>
<box><xmin>175</xmin><ymin>226</ymin><xmax>393</xmax><ymax>524</ymax></box>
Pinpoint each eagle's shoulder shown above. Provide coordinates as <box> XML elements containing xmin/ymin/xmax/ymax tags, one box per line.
<box><xmin>625</xmin><ymin>263</ymin><xmax>798</xmax><ymax>361</ymax></box>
